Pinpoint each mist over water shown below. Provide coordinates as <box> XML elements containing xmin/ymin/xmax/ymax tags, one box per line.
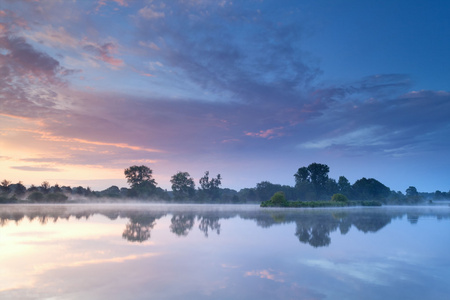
<box><xmin>1</xmin><ymin>204</ymin><xmax>450</xmax><ymax>299</ymax></box>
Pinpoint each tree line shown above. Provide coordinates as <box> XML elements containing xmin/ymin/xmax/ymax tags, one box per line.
<box><xmin>1</xmin><ymin>163</ymin><xmax>449</xmax><ymax>204</ymax></box>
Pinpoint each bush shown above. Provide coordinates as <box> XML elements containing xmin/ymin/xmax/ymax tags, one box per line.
<box><xmin>45</xmin><ymin>193</ymin><xmax>68</xmax><ymax>202</ymax></box>
<box><xmin>28</xmin><ymin>191</ymin><xmax>44</xmax><ymax>202</ymax></box>
<box><xmin>261</xmin><ymin>191</ymin><xmax>288</xmax><ymax>207</ymax></box>
<box><xmin>331</xmin><ymin>193</ymin><xmax>349</xmax><ymax>203</ymax></box>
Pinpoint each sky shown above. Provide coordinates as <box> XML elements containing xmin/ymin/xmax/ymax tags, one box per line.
<box><xmin>0</xmin><ymin>0</ymin><xmax>449</xmax><ymax>193</ymax></box>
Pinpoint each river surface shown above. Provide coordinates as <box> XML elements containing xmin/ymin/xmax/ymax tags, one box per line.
<box><xmin>0</xmin><ymin>204</ymin><xmax>449</xmax><ymax>300</ymax></box>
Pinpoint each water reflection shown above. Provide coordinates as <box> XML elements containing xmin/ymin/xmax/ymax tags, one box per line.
<box><xmin>1</xmin><ymin>204</ymin><xmax>450</xmax><ymax>300</ymax></box>
<box><xmin>0</xmin><ymin>205</ymin><xmax>449</xmax><ymax>247</ymax></box>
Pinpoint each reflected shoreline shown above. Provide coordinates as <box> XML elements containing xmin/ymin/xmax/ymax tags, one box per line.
<box><xmin>1</xmin><ymin>204</ymin><xmax>449</xmax><ymax>247</ymax></box>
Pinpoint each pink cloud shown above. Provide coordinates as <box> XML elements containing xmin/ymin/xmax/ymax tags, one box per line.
<box><xmin>245</xmin><ymin>127</ymin><xmax>285</xmax><ymax>139</ymax></box>
<box><xmin>83</xmin><ymin>41</ymin><xmax>124</xmax><ymax>67</ymax></box>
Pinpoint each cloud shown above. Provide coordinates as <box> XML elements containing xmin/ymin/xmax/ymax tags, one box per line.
<box><xmin>135</xmin><ymin>1</ymin><xmax>318</xmax><ymax>105</ymax></box>
<box><xmin>245</xmin><ymin>127</ymin><xmax>285</xmax><ymax>139</ymax></box>
<box><xmin>0</xmin><ymin>35</ymin><xmax>69</xmax><ymax>85</ymax></box>
<box><xmin>10</xmin><ymin>166</ymin><xmax>63</xmax><ymax>172</ymax></box>
<box><xmin>244</xmin><ymin>269</ymin><xmax>285</xmax><ymax>282</ymax></box>
<box><xmin>138</xmin><ymin>6</ymin><xmax>165</xmax><ymax>19</ymax></box>
<box><xmin>83</xmin><ymin>41</ymin><xmax>124</xmax><ymax>67</ymax></box>
<box><xmin>302</xmin><ymin>259</ymin><xmax>395</xmax><ymax>285</ymax></box>
<box><xmin>30</xmin><ymin>26</ymin><xmax>79</xmax><ymax>49</ymax></box>
<box><xmin>139</xmin><ymin>41</ymin><xmax>160</xmax><ymax>51</ymax></box>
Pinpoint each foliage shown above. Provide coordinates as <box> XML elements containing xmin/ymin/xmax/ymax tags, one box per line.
<box><xmin>331</xmin><ymin>193</ymin><xmax>349</xmax><ymax>202</ymax></box>
<box><xmin>99</xmin><ymin>186</ymin><xmax>122</xmax><ymax>198</ymax></box>
<box><xmin>1</xmin><ymin>179</ymin><xmax>11</xmax><ymax>193</ymax></box>
<box><xmin>45</xmin><ymin>192</ymin><xmax>68</xmax><ymax>202</ymax></box>
<box><xmin>338</xmin><ymin>176</ymin><xmax>352</xmax><ymax>195</ymax></box>
<box><xmin>294</xmin><ymin>163</ymin><xmax>330</xmax><ymax>200</ymax></box>
<box><xmin>170</xmin><ymin>172</ymin><xmax>195</xmax><ymax>200</ymax></box>
<box><xmin>262</xmin><ymin>199</ymin><xmax>382</xmax><ymax>208</ymax></box>
<box><xmin>352</xmin><ymin>177</ymin><xmax>390</xmax><ymax>202</ymax></box>
<box><xmin>28</xmin><ymin>191</ymin><xmax>44</xmax><ymax>202</ymax></box>
<box><xmin>2</xmin><ymin>161</ymin><xmax>447</xmax><ymax>205</ymax></box>
<box><xmin>124</xmin><ymin>165</ymin><xmax>156</xmax><ymax>188</ymax></box>
<box><xmin>269</xmin><ymin>191</ymin><xmax>288</xmax><ymax>206</ymax></box>
<box><xmin>199</xmin><ymin>171</ymin><xmax>222</xmax><ymax>200</ymax></box>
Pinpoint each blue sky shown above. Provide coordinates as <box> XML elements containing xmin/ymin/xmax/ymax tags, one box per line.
<box><xmin>0</xmin><ymin>0</ymin><xmax>449</xmax><ymax>193</ymax></box>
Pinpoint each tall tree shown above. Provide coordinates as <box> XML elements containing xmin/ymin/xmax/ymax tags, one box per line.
<box><xmin>338</xmin><ymin>176</ymin><xmax>352</xmax><ymax>195</ymax></box>
<box><xmin>294</xmin><ymin>163</ymin><xmax>330</xmax><ymax>200</ymax></box>
<box><xmin>294</xmin><ymin>167</ymin><xmax>310</xmax><ymax>186</ymax></box>
<box><xmin>124</xmin><ymin>165</ymin><xmax>156</xmax><ymax>188</ymax></box>
<box><xmin>171</xmin><ymin>172</ymin><xmax>196</xmax><ymax>200</ymax></box>
<box><xmin>1</xmin><ymin>180</ymin><xmax>11</xmax><ymax>193</ymax></box>
<box><xmin>199</xmin><ymin>171</ymin><xmax>222</xmax><ymax>200</ymax></box>
<box><xmin>352</xmin><ymin>177</ymin><xmax>390</xmax><ymax>202</ymax></box>
<box><xmin>307</xmin><ymin>163</ymin><xmax>330</xmax><ymax>190</ymax></box>
<box><xmin>41</xmin><ymin>181</ymin><xmax>50</xmax><ymax>193</ymax></box>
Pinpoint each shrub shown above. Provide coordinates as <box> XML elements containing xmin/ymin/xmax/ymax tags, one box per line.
<box><xmin>331</xmin><ymin>193</ymin><xmax>349</xmax><ymax>203</ymax></box>
<box><xmin>28</xmin><ymin>191</ymin><xmax>44</xmax><ymax>202</ymax></box>
<box><xmin>261</xmin><ymin>191</ymin><xmax>289</xmax><ymax>207</ymax></box>
<box><xmin>45</xmin><ymin>193</ymin><xmax>68</xmax><ymax>202</ymax></box>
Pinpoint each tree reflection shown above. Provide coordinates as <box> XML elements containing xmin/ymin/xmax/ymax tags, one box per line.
<box><xmin>122</xmin><ymin>214</ymin><xmax>162</xmax><ymax>243</ymax></box>
<box><xmin>170</xmin><ymin>214</ymin><xmax>195</xmax><ymax>237</ymax></box>
<box><xmin>122</xmin><ymin>221</ymin><xmax>153</xmax><ymax>242</ymax></box>
<box><xmin>295</xmin><ymin>215</ymin><xmax>340</xmax><ymax>248</ymax></box>
<box><xmin>198</xmin><ymin>215</ymin><xmax>221</xmax><ymax>237</ymax></box>
<box><xmin>0</xmin><ymin>205</ymin><xmax>449</xmax><ymax>247</ymax></box>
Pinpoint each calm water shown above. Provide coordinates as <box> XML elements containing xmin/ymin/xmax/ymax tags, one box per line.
<box><xmin>1</xmin><ymin>204</ymin><xmax>449</xmax><ymax>300</ymax></box>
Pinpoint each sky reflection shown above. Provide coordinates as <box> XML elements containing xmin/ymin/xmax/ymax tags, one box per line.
<box><xmin>0</xmin><ymin>204</ymin><xmax>449</xmax><ymax>299</ymax></box>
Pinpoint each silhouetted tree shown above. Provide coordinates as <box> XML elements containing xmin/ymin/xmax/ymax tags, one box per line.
<box><xmin>352</xmin><ymin>178</ymin><xmax>390</xmax><ymax>202</ymax></box>
<box><xmin>124</xmin><ymin>165</ymin><xmax>156</xmax><ymax>188</ymax></box>
<box><xmin>338</xmin><ymin>176</ymin><xmax>352</xmax><ymax>195</ymax></box>
<box><xmin>41</xmin><ymin>181</ymin><xmax>50</xmax><ymax>193</ymax></box>
<box><xmin>294</xmin><ymin>163</ymin><xmax>330</xmax><ymax>200</ymax></box>
<box><xmin>406</xmin><ymin>186</ymin><xmax>421</xmax><ymax>203</ymax></box>
<box><xmin>171</xmin><ymin>172</ymin><xmax>195</xmax><ymax>201</ymax></box>
<box><xmin>199</xmin><ymin>171</ymin><xmax>222</xmax><ymax>200</ymax></box>
<box><xmin>1</xmin><ymin>180</ymin><xmax>11</xmax><ymax>193</ymax></box>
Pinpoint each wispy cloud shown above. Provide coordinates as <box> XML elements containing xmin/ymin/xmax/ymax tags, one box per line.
<box><xmin>10</xmin><ymin>165</ymin><xmax>63</xmax><ymax>172</ymax></box>
<box><xmin>139</xmin><ymin>6</ymin><xmax>165</xmax><ymax>19</ymax></box>
<box><xmin>244</xmin><ymin>269</ymin><xmax>285</xmax><ymax>282</ymax></box>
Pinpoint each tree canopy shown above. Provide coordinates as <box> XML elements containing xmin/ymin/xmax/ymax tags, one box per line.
<box><xmin>124</xmin><ymin>165</ymin><xmax>156</xmax><ymax>188</ymax></box>
<box><xmin>170</xmin><ymin>172</ymin><xmax>196</xmax><ymax>200</ymax></box>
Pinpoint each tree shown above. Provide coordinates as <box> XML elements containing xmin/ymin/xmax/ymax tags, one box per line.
<box><xmin>294</xmin><ymin>167</ymin><xmax>309</xmax><ymax>185</ymax></box>
<box><xmin>308</xmin><ymin>163</ymin><xmax>330</xmax><ymax>194</ymax></box>
<box><xmin>269</xmin><ymin>191</ymin><xmax>288</xmax><ymax>206</ymax></box>
<box><xmin>405</xmin><ymin>186</ymin><xmax>418</xmax><ymax>197</ymax></box>
<box><xmin>352</xmin><ymin>177</ymin><xmax>390</xmax><ymax>202</ymax></box>
<box><xmin>338</xmin><ymin>176</ymin><xmax>352</xmax><ymax>195</ymax></box>
<box><xmin>406</xmin><ymin>186</ymin><xmax>421</xmax><ymax>203</ymax></box>
<box><xmin>199</xmin><ymin>171</ymin><xmax>222</xmax><ymax>200</ymax></box>
<box><xmin>294</xmin><ymin>163</ymin><xmax>330</xmax><ymax>200</ymax></box>
<box><xmin>170</xmin><ymin>172</ymin><xmax>195</xmax><ymax>201</ymax></box>
<box><xmin>41</xmin><ymin>181</ymin><xmax>50</xmax><ymax>193</ymax></box>
<box><xmin>1</xmin><ymin>180</ymin><xmax>11</xmax><ymax>193</ymax></box>
<box><xmin>11</xmin><ymin>182</ymin><xmax>26</xmax><ymax>196</ymax></box>
<box><xmin>124</xmin><ymin>165</ymin><xmax>156</xmax><ymax>189</ymax></box>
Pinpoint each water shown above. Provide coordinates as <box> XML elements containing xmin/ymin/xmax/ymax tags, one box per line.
<box><xmin>1</xmin><ymin>204</ymin><xmax>449</xmax><ymax>300</ymax></box>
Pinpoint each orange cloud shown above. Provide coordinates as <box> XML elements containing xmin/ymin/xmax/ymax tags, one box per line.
<box><xmin>12</xmin><ymin>128</ymin><xmax>163</xmax><ymax>153</ymax></box>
